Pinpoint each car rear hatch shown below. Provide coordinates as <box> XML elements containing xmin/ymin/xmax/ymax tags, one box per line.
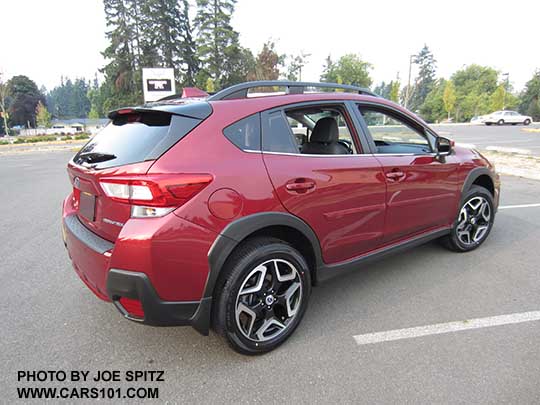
<box><xmin>67</xmin><ymin>101</ymin><xmax>212</xmax><ymax>242</ymax></box>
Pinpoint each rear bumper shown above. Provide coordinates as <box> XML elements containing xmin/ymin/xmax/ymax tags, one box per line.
<box><xmin>62</xmin><ymin>210</ymin><xmax>213</xmax><ymax>335</ymax></box>
<box><xmin>63</xmin><ymin>213</ymin><xmax>112</xmax><ymax>301</ymax></box>
<box><xmin>107</xmin><ymin>269</ymin><xmax>212</xmax><ymax>334</ymax></box>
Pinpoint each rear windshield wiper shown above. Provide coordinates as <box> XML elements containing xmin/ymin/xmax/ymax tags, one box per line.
<box><xmin>78</xmin><ymin>152</ymin><xmax>117</xmax><ymax>163</ymax></box>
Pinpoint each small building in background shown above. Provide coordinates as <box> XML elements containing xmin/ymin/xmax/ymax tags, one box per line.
<box><xmin>20</xmin><ymin>118</ymin><xmax>110</xmax><ymax>136</ymax></box>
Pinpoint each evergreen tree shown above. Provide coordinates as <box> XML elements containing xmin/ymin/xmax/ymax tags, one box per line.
<box><xmin>180</xmin><ymin>1</ymin><xmax>199</xmax><ymax>86</ymax></box>
<box><xmin>220</xmin><ymin>46</ymin><xmax>255</xmax><ymax>88</ymax></box>
<box><xmin>140</xmin><ymin>0</ymin><xmax>199</xmax><ymax>86</ymax></box>
<box><xmin>47</xmin><ymin>78</ymin><xmax>91</xmax><ymax>118</ymax></box>
<box><xmin>101</xmin><ymin>0</ymin><xmax>142</xmax><ymax>109</ymax></box>
<box><xmin>194</xmin><ymin>0</ymin><xmax>243</xmax><ymax>89</ymax></box>
<box><xmin>409</xmin><ymin>45</ymin><xmax>436</xmax><ymax>111</ymax></box>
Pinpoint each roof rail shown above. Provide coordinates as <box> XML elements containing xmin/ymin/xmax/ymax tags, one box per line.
<box><xmin>207</xmin><ymin>80</ymin><xmax>379</xmax><ymax>101</ymax></box>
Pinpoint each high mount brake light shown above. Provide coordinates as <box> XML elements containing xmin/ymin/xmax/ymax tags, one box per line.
<box><xmin>99</xmin><ymin>174</ymin><xmax>213</xmax><ymax>208</ymax></box>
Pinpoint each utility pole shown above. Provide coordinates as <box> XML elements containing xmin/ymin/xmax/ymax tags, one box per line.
<box><xmin>404</xmin><ymin>54</ymin><xmax>417</xmax><ymax>108</ymax></box>
<box><xmin>502</xmin><ymin>72</ymin><xmax>509</xmax><ymax>110</ymax></box>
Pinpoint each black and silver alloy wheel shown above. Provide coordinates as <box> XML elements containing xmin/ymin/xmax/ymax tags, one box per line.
<box><xmin>441</xmin><ymin>185</ymin><xmax>495</xmax><ymax>252</ymax></box>
<box><xmin>456</xmin><ymin>196</ymin><xmax>491</xmax><ymax>246</ymax></box>
<box><xmin>235</xmin><ymin>259</ymin><xmax>302</xmax><ymax>342</ymax></box>
<box><xmin>213</xmin><ymin>237</ymin><xmax>311</xmax><ymax>354</ymax></box>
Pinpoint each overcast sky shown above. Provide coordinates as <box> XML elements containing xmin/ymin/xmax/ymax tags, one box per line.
<box><xmin>1</xmin><ymin>0</ymin><xmax>538</xmax><ymax>91</ymax></box>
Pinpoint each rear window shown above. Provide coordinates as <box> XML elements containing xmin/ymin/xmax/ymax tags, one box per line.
<box><xmin>73</xmin><ymin>111</ymin><xmax>202</xmax><ymax>169</ymax></box>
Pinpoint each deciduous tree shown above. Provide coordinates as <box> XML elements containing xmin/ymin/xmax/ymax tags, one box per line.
<box><xmin>389</xmin><ymin>80</ymin><xmax>400</xmax><ymax>103</ymax></box>
<box><xmin>420</xmin><ymin>79</ymin><xmax>447</xmax><ymax>123</ymax></box>
<box><xmin>451</xmin><ymin>65</ymin><xmax>498</xmax><ymax>121</ymax></box>
<box><xmin>285</xmin><ymin>52</ymin><xmax>310</xmax><ymax>81</ymax></box>
<box><xmin>250</xmin><ymin>41</ymin><xmax>284</xmax><ymax>81</ymax></box>
<box><xmin>519</xmin><ymin>69</ymin><xmax>540</xmax><ymax>121</ymax></box>
<box><xmin>443</xmin><ymin>80</ymin><xmax>456</xmax><ymax>120</ymax></box>
<box><xmin>320</xmin><ymin>54</ymin><xmax>372</xmax><ymax>88</ymax></box>
<box><xmin>0</xmin><ymin>71</ymin><xmax>10</xmax><ymax>135</ymax></box>
<box><xmin>6</xmin><ymin>75</ymin><xmax>45</xmax><ymax>128</ymax></box>
<box><xmin>35</xmin><ymin>101</ymin><xmax>51</xmax><ymax>128</ymax></box>
<box><xmin>490</xmin><ymin>85</ymin><xmax>505</xmax><ymax>111</ymax></box>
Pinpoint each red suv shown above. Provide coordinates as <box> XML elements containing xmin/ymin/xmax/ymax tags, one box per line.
<box><xmin>62</xmin><ymin>81</ymin><xmax>500</xmax><ymax>354</ymax></box>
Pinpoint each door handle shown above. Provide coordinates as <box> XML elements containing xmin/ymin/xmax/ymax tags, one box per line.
<box><xmin>385</xmin><ymin>171</ymin><xmax>405</xmax><ymax>180</ymax></box>
<box><xmin>286</xmin><ymin>179</ymin><xmax>316</xmax><ymax>193</ymax></box>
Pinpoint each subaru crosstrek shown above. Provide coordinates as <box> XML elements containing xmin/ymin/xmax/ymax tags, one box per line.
<box><xmin>62</xmin><ymin>81</ymin><xmax>500</xmax><ymax>354</ymax></box>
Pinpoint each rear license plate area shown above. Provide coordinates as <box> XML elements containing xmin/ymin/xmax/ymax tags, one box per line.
<box><xmin>79</xmin><ymin>192</ymin><xmax>96</xmax><ymax>221</ymax></box>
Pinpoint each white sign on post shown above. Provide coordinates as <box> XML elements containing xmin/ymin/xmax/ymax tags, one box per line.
<box><xmin>142</xmin><ymin>68</ymin><xmax>176</xmax><ymax>102</ymax></box>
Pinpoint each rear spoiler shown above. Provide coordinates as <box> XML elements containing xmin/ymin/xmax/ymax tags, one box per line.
<box><xmin>108</xmin><ymin>102</ymin><xmax>212</xmax><ymax>121</ymax></box>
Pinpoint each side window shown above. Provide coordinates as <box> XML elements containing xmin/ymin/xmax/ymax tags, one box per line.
<box><xmin>262</xmin><ymin>105</ymin><xmax>360</xmax><ymax>155</ymax></box>
<box><xmin>287</xmin><ymin>116</ymin><xmax>309</xmax><ymax>147</ymax></box>
<box><xmin>223</xmin><ymin>114</ymin><xmax>261</xmax><ymax>151</ymax></box>
<box><xmin>358</xmin><ymin>107</ymin><xmax>432</xmax><ymax>155</ymax></box>
<box><xmin>262</xmin><ymin>111</ymin><xmax>299</xmax><ymax>153</ymax></box>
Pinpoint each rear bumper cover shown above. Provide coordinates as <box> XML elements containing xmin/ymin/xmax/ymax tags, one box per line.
<box><xmin>106</xmin><ymin>269</ymin><xmax>212</xmax><ymax>334</ymax></box>
<box><xmin>63</xmin><ymin>212</ymin><xmax>212</xmax><ymax>335</ymax></box>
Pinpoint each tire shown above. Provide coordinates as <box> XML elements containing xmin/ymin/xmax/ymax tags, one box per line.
<box><xmin>524</xmin><ymin>119</ymin><xmax>531</xmax><ymax>125</ymax></box>
<box><xmin>440</xmin><ymin>185</ymin><xmax>495</xmax><ymax>252</ymax></box>
<box><xmin>485</xmin><ymin>122</ymin><xmax>492</xmax><ymax>126</ymax></box>
<box><xmin>213</xmin><ymin>237</ymin><xmax>311</xmax><ymax>355</ymax></box>
<box><xmin>497</xmin><ymin>119</ymin><xmax>505</xmax><ymax>125</ymax></box>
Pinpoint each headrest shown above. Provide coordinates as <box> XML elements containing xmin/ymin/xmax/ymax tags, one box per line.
<box><xmin>310</xmin><ymin>117</ymin><xmax>339</xmax><ymax>143</ymax></box>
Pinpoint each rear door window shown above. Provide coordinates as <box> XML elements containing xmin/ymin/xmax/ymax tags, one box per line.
<box><xmin>73</xmin><ymin>110</ymin><xmax>204</xmax><ymax>169</ymax></box>
<box><xmin>262</xmin><ymin>110</ymin><xmax>300</xmax><ymax>154</ymax></box>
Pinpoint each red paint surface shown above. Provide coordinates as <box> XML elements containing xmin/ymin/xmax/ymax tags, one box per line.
<box><xmin>63</xmin><ymin>91</ymin><xmax>499</xmax><ymax>305</ymax></box>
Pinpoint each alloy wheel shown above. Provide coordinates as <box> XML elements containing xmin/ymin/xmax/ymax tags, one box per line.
<box><xmin>456</xmin><ymin>196</ymin><xmax>491</xmax><ymax>246</ymax></box>
<box><xmin>235</xmin><ymin>259</ymin><xmax>303</xmax><ymax>342</ymax></box>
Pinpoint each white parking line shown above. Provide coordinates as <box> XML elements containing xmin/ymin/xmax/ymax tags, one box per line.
<box><xmin>353</xmin><ymin>311</ymin><xmax>540</xmax><ymax>346</ymax></box>
<box><xmin>499</xmin><ymin>203</ymin><xmax>540</xmax><ymax>209</ymax></box>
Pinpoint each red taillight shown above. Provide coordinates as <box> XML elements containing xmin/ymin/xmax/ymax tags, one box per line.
<box><xmin>99</xmin><ymin>174</ymin><xmax>213</xmax><ymax>207</ymax></box>
<box><xmin>119</xmin><ymin>297</ymin><xmax>144</xmax><ymax>318</ymax></box>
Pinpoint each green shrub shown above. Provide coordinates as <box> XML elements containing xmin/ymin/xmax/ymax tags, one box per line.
<box><xmin>74</xmin><ymin>134</ymin><xmax>90</xmax><ymax>140</ymax></box>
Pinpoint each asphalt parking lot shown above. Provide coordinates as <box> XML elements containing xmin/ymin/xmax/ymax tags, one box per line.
<box><xmin>433</xmin><ymin>122</ymin><xmax>540</xmax><ymax>156</ymax></box>
<box><xmin>2</xmin><ymin>150</ymin><xmax>540</xmax><ymax>404</ymax></box>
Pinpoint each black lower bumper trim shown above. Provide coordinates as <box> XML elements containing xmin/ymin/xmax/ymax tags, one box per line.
<box><xmin>106</xmin><ymin>269</ymin><xmax>212</xmax><ymax>335</ymax></box>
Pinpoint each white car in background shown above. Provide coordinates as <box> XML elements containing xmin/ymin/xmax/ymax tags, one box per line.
<box><xmin>483</xmin><ymin>110</ymin><xmax>532</xmax><ymax>126</ymax></box>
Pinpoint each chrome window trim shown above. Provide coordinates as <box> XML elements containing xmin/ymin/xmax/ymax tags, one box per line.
<box><xmin>253</xmin><ymin>150</ymin><xmax>438</xmax><ymax>158</ymax></box>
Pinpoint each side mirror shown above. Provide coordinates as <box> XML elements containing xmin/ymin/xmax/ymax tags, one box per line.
<box><xmin>436</xmin><ymin>137</ymin><xmax>453</xmax><ymax>156</ymax></box>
